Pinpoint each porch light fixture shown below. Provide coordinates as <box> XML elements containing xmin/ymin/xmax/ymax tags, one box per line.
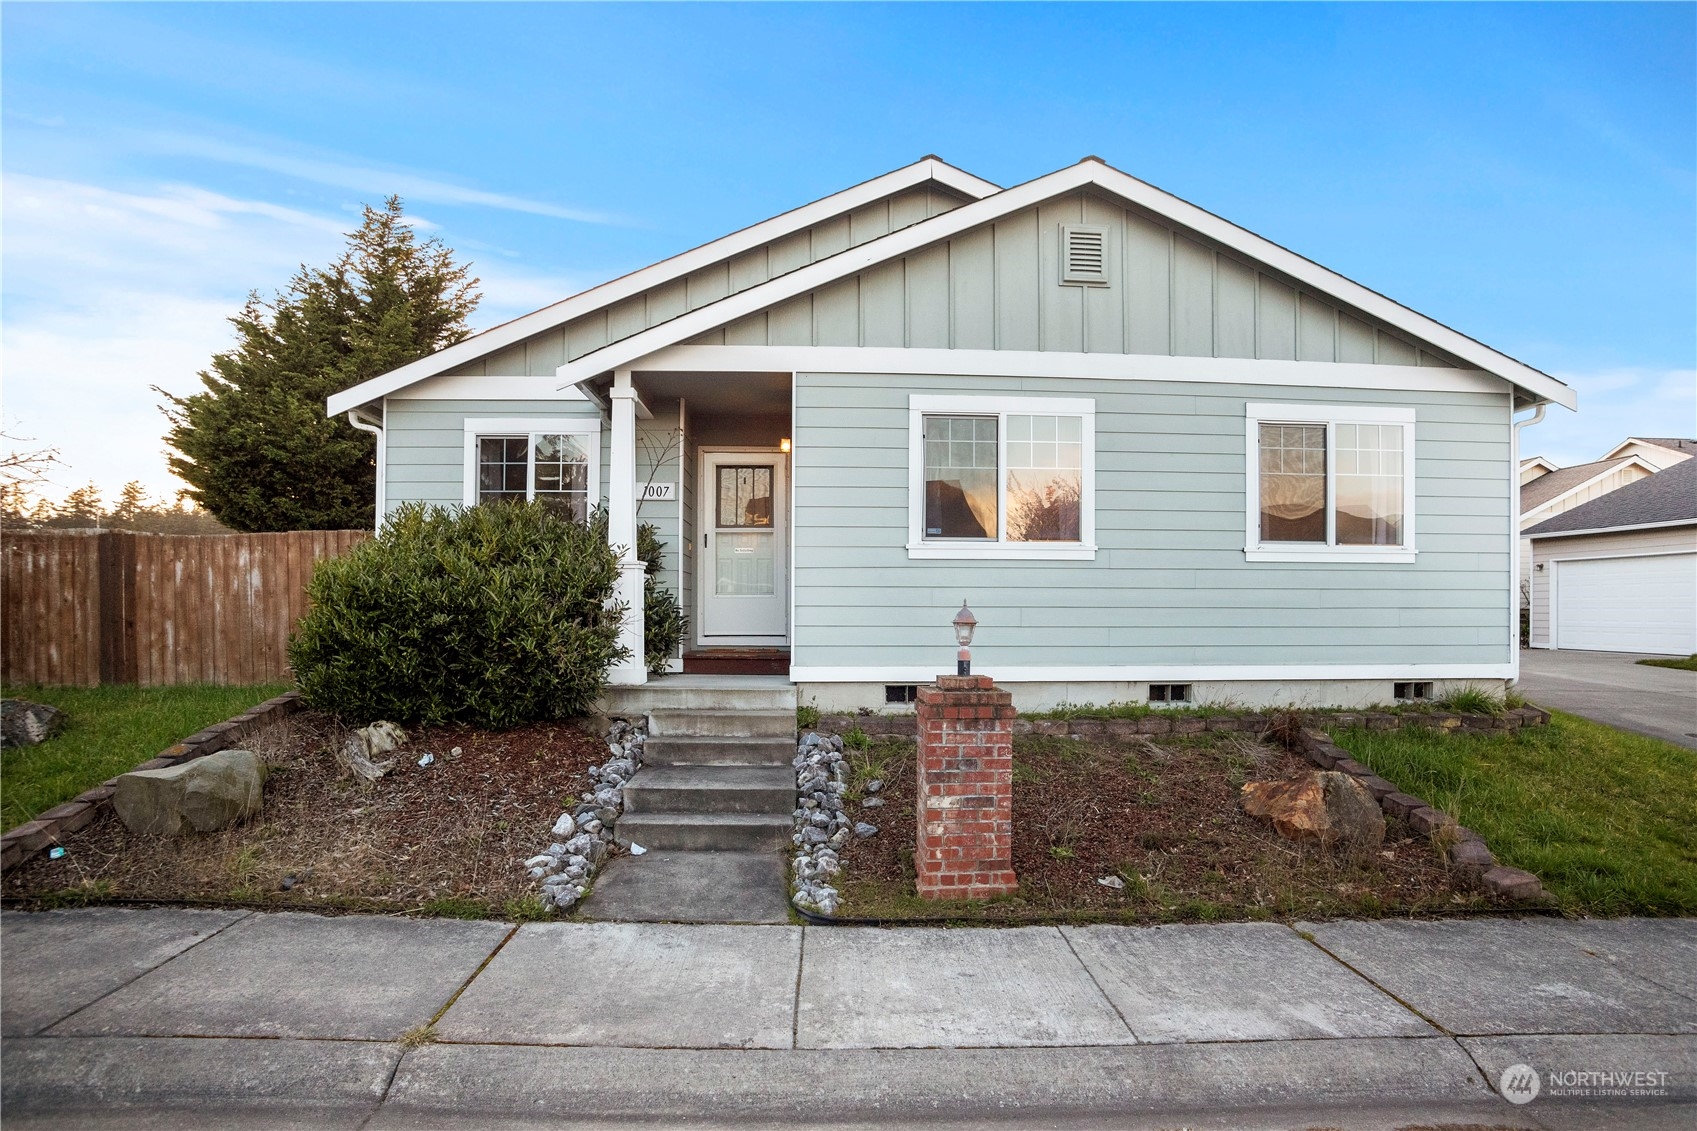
<box><xmin>779</xmin><ymin>437</ymin><xmax>791</xmax><ymax>453</ymax></box>
<box><xmin>953</xmin><ymin>600</ymin><xmax>977</xmax><ymax>676</ymax></box>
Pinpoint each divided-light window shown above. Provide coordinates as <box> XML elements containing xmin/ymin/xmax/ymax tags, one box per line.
<box><xmin>463</xmin><ymin>419</ymin><xmax>601</xmax><ymax>522</ymax></box>
<box><xmin>909</xmin><ymin>395</ymin><xmax>1096</xmax><ymax>560</ymax></box>
<box><xmin>1245</xmin><ymin>404</ymin><xmax>1416</xmax><ymax>564</ymax></box>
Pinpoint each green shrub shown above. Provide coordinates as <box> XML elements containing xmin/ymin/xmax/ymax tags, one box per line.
<box><xmin>288</xmin><ymin>502</ymin><xmax>626</xmax><ymax>727</ymax></box>
<box><xmin>637</xmin><ymin>523</ymin><xmax>687</xmax><ymax>675</ymax></box>
<box><xmin>1436</xmin><ymin>686</ymin><xmax>1505</xmax><ymax>716</ymax></box>
<box><xmin>796</xmin><ymin>704</ymin><xmax>821</xmax><ymax>730</ymax></box>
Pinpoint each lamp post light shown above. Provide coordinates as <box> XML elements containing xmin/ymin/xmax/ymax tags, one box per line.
<box><xmin>953</xmin><ymin>600</ymin><xmax>978</xmax><ymax>677</ymax></box>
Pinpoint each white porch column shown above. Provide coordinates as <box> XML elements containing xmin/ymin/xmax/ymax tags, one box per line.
<box><xmin>608</xmin><ymin>370</ymin><xmax>647</xmax><ymax>685</ymax></box>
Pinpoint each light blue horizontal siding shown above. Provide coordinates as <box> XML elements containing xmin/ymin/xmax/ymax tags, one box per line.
<box><xmin>791</xmin><ymin>372</ymin><xmax>1512</xmax><ymax>670</ymax></box>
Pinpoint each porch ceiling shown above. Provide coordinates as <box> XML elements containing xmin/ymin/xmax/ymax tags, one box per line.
<box><xmin>627</xmin><ymin>370</ymin><xmax>792</xmax><ymax>417</ymax></box>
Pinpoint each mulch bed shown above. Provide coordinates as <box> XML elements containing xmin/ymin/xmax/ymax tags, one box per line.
<box><xmin>833</xmin><ymin>730</ymin><xmax>1504</xmax><ymax>923</ymax></box>
<box><xmin>2</xmin><ymin>710</ymin><xmax>604</xmax><ymax>917</ymax></box>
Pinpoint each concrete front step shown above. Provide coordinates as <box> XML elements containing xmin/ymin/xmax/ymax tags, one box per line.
<box><xmin>643</xmin><ymin>735</ymin><xmax>795</xmax><ymax>767</ymax></box>
<box><xmin>600</xmin><ymin>675</ymin><xmax>795</xmax><ymax>715</ymax></box>
<box><xmin>648</xmin><ymin>708</ymin><xmax>796</xmax><ymax>739</ymax></box>
<box><xmin>616</xmin><ymin>812</ymin><xmax>792</xmax><ymax>852</ymax></box>
<box><xmin>623</xmin><ymin>766</ymin><xmax>796</xmax><ymax>815</ymax></box>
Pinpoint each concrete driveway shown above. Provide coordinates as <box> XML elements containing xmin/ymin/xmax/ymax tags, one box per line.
<box><xmin>1518</xmin><ymin>648</ymin><xmax>1697</xmax><ymax>749</ymax></box>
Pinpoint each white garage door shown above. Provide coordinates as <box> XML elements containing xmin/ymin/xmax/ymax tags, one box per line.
<box><xmin>1556</xmin><ymin>553</ymin><xmax>1697</xmax><ymax>654</ymax></box>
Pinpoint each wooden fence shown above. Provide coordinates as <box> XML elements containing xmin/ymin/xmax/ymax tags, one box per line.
<box><xmin>2</xmin><ymin>530</ymin><xmax>369</xmax><ymax>687</ymax></box>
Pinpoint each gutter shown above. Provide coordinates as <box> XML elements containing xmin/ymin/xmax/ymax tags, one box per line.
<box><xmin>346</xmin><ymin>406</ymin><xmax>386</xmax><ymax>531</ymax></box>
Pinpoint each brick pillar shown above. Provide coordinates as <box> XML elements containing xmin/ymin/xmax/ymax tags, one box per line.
<box><xmin>915</xmin><ymin>674</ymin><xmax>1017</xmax><ymax>899</ymax></box>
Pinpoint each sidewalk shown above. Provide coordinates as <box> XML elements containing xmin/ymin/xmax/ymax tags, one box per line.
<box><xmin>2</xmin><ymin>907</ymin><xmax>1694</xmax><ymax>1129</ymax></box>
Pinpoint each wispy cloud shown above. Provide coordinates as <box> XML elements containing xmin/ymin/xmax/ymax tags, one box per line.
<box><xmin>2</xmin><ymin>174</ymin><xmax>583</xmax><ymax>503</ymax></box>
<box><xmin>1532</xmin><ymin>366</ymin><xmax>1697</xmax><ymax>466</ymax></box>
<box><xmin>142</xmin><ymin>132</ymin><xmax>625</xmax><ymax>225</ymax></box>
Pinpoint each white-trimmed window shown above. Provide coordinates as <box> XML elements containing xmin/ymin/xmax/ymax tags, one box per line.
<box><xmin>1244</xmin><ymin>403</ymin><xmax>1416</xmax><ymax>563</ymax></box>
<box><xmin>908</xmin><ymin>395</ymin><xmax>1096</xmax><ymax>560</ymax></box>
<box><xmin>462</xmin><ymin>418</ymin><xmax>601</xmax><ymax>522</ymax></box>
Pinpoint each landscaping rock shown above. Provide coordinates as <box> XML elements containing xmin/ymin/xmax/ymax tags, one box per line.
<box><xmin>1</xmin><ymin>699</ymin><xmax>65</xmax><ymax>748</ymax></box>
<box><xmin>1241</xmin><ymin>771</ymin><xmax>1385</xmax><ymax>850</ymax></box>
<box><xmin>113</xmin><ymin>749</ymin><xmax>263</xmax><ymax>837</ymax></box>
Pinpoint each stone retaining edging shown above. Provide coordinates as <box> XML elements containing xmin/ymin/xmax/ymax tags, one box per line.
<box><xmin>1290</xmin><ymin>727</ymin><xmax>1547</xmax><ymax>903</ymax></box>
<box><xmin>819</xmin><ymin>705</ymin><xmax>1552</xmax><ymax>741</ymax></box>
<box><xmin>0</xmin><ymin>691</ymin><xmax>305</xmax><ymax>874</ymax></box>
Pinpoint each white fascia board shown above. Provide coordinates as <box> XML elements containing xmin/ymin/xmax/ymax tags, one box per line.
<box><xmin>791</xmin><ymin>663</ymin><xmax>1517</xmax><ymax>683</ymax></box>
<box><xmin>624</xmin><ymin>344</ymin><xmax>1506</xmax><ymax>397</ymax></box>
<box><xmin>558</xmin><ymin>159</ymin><xmax>1575</xmax><ymax>410</ymax></box>
<box><xmin>1517</xmin><ymin>456</ymin><xmax>1658</xmax><ymax>524</ymax></box>
<box><xmin>1528</xmin><ymin>519</ymin><xmax>1697</xmax><ymax>541</ymax></box>
<box><xmin>325</xmin><ymin>157</ymin><xmax>1000</xmax><ymax>417</ymax></box>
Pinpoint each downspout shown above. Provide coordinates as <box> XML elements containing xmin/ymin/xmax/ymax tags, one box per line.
<box><xmin>1509</xmin><ymin>402</ymin><xmax>1548</xmax><ymax>680</ymax></box>
<box><xmin>346</xmin><ymin>405</ymin><xmax>386</xmax><ymax>532</ymax></box>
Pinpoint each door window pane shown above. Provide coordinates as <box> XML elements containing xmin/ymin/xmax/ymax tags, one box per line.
<box><xmin>717</xmin><ymin>466</ymin><xmax>773</xmax><ymax>528</ymax></box>
<box><xmin>477</xmin><ymin>436</ymin><xmax>529</xmax><ymax>504</ymax></box>
<box><xmin>1006</xmin><ymin>414</ymin><xmax>1082</xmax><ymax>541</ymax></box>
<box><xmin>1259</xmin><ymin>423</ymin><xmax>1326</xmax><ymax>542</ymax></box>
<box><xmin>1335</xmin><ymin>423</ymin><xmax>1404</xmax><ymax>545</ymax></box>
<box><xmin>715</xmin><ymin>531</ymin><xmax>775</xmax><ymax>595</ymax></box>
<box><xmin>533</xmin><ymin>434</ymin><xmax>590</xmax><ymax>522</ymax></box>
<box><xmin>923</xmin><ymin>415</ymin><xmax>997</xmax><ymax>538</ymax></box>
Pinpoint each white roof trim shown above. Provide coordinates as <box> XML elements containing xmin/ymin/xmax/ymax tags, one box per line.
<box><xmin>1528</xmin><ymin>518</ymin><xmax>1696</xmax><ymax>540</ymax></box>
<box><xmin>1519</xmin><ymin>455</ymin><xmax>1658</xmax><ymax>522</ymax></box>
<box><xmin>1602</xmin><ymin>437</ymin><xmax>1695</xmax><ymax>461</ymax></box>
<box><xmin>1520</xmin><ymin>455</ymin><xmax>1560</xmax><ymax>472</ymax></box>
<box><xmin>326</xmin><ymin>157</ymin><xmax>1000</xmax><ymax>416</ymax></box>
<box><xmin>553</xmin><ymin>159</ymin><xmax>1575</xmax><ymax>410</ymax></box>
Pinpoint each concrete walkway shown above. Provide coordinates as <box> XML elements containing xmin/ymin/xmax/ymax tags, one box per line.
<box><xmin>2</xmin><ymin>908</ymin><xmax>1694</xmax><ymax>1129</ymax></box>
<box><xmin>1518</xmin><ymin>647</ymin><xmax>1697</xmax><ymax>749</ymax></box>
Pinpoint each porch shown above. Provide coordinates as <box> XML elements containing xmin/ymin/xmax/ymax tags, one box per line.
<box><xmin>585</xmin><ymin>368</ymin><xmax>794</xmax><ymax>686</ymax></box>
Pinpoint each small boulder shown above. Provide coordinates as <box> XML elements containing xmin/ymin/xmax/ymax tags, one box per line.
<box><xmin>1241</xmin><ymin>771</ymin><xmax>1385</xmax><ymax>850</ymax></box>
<box><xmin>114</xmin><ymin>749</ymin><xmax>263</xmax><ymax>836</ymax></box>
<box><xmin>1</xmin><ymin>699</ymin><xmax>65</xmax><ymax>748</ymax></box>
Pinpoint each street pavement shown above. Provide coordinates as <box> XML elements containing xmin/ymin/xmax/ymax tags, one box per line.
<box><xmin>2</xmin><ymin>907</ymin><xmax>1694</xmax><ymax>1129</ymax></box>
<box><xmin>1518</xmin><ymin>647</ymin><xmax>1697</xmax><ymax>749</ymax></box>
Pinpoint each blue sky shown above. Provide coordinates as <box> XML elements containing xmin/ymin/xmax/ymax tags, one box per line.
<box><xmin>3</xmin><ymin>2</ymin><xmax>1693</xmax><ymax>502</ymax></box>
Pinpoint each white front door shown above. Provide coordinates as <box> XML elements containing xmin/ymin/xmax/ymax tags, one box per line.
<box><xmin>699</xmin><ymin>450</ymin><xmax>788</xmax><ymax>643</ymax></box>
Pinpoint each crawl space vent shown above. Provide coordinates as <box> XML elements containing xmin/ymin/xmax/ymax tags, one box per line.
<box><xmin>1060</xmin><ymin>224</ymin><xmax>1109</xmax><ymax>286</ymax></box>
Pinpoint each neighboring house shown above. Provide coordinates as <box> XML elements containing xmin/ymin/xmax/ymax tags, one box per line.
<box><xmin>1517</xmin><ymin>453</ymin><xmax>1660</xmax><ymax>602</ymax></box>
<box><xmin>1526</xmin><ymin>457</ymin><xmax>1697</xmax><ymax>656</ymax></box>
<box><xmin>1602</xmin><ymin>436</ymin><xmax>1697</xmax><ymax>472</ymax></box>
<box><xmin>326</xmin><ymin>156</ymin><xmax>1576</xmax><ymax>710</ymax></box>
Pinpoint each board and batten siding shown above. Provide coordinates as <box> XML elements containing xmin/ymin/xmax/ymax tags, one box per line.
<box><xmin>694</xmin><ymin>190</ymin><xmax>1460</xmax><ymax>370</ymax></box>
<box><xmin>791</xmin><ymin>372</ymin><xmax>1513</xmax><ymax>672</ymax></box>
<box><xmin>444</xmin><ymin>185</ymin><xmax>971</xmax><ymax>378</ymax></box>
<box><xmin>383</xmin><ymin>398</ymin><xmax>690</xmax><ymax>662</ymax></box>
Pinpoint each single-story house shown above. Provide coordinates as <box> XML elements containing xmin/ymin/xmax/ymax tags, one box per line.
<box><xmin>1526</xmin><ymin>457</ymin><xmax>1697</xmax><ymax>656</ymax></box>
<box><xmin>327</xmin><ymin>156</ymin><xmax>1577</xmax><ymax>710</ymax></box>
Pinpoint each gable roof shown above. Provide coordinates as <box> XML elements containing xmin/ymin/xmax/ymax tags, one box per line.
<box><xmin>1603</xmin><ymin>437</ymin><xmax>1697</xmax><ymax>460</ymax></box>
<box><xmin>1526</xmin><ymin>458</ymin><xmax>1697</xmax><ymax>537</ymax></box>
<box><xmin>326</xmin><ymin>156</ymin><xmax>999</xmax><ymax>416</ymax></box>
<box><xmin>1519</xmin><ymin>456</ymin><xmax>1651</xmax><ymax>514</ymax></box>
<box><xmin>549</xmin><ymin>157</ymin><xmax>1574</xmax><ymax>408</ymax></box>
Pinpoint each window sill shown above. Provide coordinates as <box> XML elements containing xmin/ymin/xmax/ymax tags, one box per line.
<box><xmin>907</xmin><ymin>542</ymin><xmax>1097</xmax><ymax>561</ymax></box>
<box><xmin>1244</xmin><ymin>546</ymin><xmax>1417</xmax><ymax>564</ymax></box>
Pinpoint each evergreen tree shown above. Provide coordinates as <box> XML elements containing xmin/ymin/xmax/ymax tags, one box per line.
<box><xmin>58</xmin><ymin>482</ymin><xmax>104</xmax><ymax>526</ymax></box>
<box><xmin>160</xmin><ymin>197</ymin><xmax>480</xmax><ymax>531</ymax></box>
<box><xmin>111</xmin><ymin>480</ymin><xmax>149</xmax><ymax>524</ymax></box>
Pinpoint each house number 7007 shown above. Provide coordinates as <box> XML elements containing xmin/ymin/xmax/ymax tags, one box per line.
<box><xmin>640</xmin><ymin>483</ymin><xmax>676</xmax><ymax>501</ymax></box>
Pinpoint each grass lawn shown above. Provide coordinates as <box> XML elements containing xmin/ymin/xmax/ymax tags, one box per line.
<box><xmin>1638</xmin><ymin>654</ymin><xmax>1697</xmax><ymax>671</ymax></box>
<box><xmin>1329</xmin><ymin>712</ymin><xmax>1697</xmax><ymax>917</ymax></box>
<box><xmin>1</xmin><ymin>684</ymin><xmax>290</xmax><ymax>830</ymax></box>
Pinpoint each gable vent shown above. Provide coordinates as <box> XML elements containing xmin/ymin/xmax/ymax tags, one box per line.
<box><xmin>1060</xmin><ymin>224</ymin><xmax>1109</xmax><ymax>286</ymax></box>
